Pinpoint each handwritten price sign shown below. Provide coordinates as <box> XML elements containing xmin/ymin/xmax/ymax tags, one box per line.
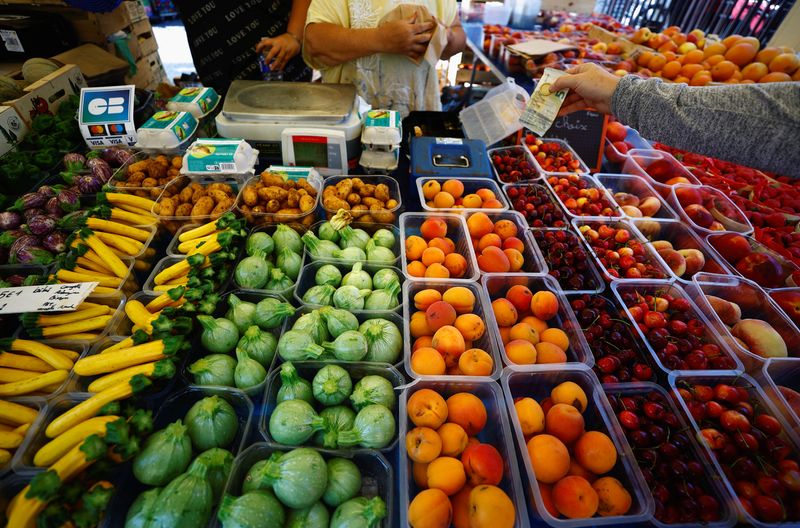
<box><xmin>545</xmin><ymin>110</ymin><xmax>608</xmax><ymax>172</ymax></box>
<box><xmin>0</xmin><ymin>282</ymin><xmax>98</xmax><ymax>314</ymax></box>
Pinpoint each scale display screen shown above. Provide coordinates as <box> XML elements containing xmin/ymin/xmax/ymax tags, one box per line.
<box><xmin>293</xmin><ymin>136</ymin><xmax>329</xmax><ymax>166</ymax></box>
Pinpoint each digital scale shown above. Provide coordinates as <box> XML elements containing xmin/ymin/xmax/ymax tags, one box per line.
<box><xmin>215</xmin><ymin>81</ymin><xmax>363</xmax><ymax>175</ymax></box>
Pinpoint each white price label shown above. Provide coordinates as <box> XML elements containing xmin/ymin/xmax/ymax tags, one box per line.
<box><xmin>0</xmin><ymin>282</ymin><xmax>98</xmax><ymax>314</ymax></box>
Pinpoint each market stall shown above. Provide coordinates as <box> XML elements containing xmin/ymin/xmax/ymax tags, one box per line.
<box><xmin>0</xmin><ymin>5</ymin><xmax>798</xmax><ymax>528</ymax></box>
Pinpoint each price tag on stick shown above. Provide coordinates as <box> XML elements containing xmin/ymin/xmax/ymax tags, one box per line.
<box><xmin>0</xmin><ymin>282</ymin><xmax>98</xmax><ymax>314</ymax></box>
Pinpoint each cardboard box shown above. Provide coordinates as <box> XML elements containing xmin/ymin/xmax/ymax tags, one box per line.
<box><xmin>52</xmin><ymin>43</ymin><xmax>128</xmax><ymax>86</ymax></box>
<box><xmin>586</xmin><ymin>24</ymin><xmax>649</xmax><ymax>59</ymax></box>
<box><xmin>127</xmin><ymin>19</ymin><xmax>158</xmax><ymax>60</ymax></box>
<box><xmin>126</xmin><ymin>50</ymin><xmax>166</xmax><ymax>90</ymax></box>
<box><xmin>0</xmin><ymin>105</ymin><xmax>27</xmax><ymax>157</ymax></box>
<box><xmin>1</xmin><ymin>64</ymin><xmax>85</xmax><ymax>125</ymax></box>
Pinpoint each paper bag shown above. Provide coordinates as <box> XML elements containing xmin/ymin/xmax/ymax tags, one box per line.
<box><xmin>379</xmin><ymin>3</ymin><xmax>449</xmax><ymax>67</ymax></box>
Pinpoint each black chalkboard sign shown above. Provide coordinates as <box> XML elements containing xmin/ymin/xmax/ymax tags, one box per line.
<box><xmin>544</xmin><ymin>110</ymin><xmax>608</xmax><ymax>172</ymax></box>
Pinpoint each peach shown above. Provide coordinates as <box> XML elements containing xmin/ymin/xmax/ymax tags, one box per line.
<box><xmin>675</xmin><ymin>186</ymin><xmax>704</xmax><ymax>206</ymax></box>
<box><xmin>621</xmin><ymin>205</ymin><xmax>643</xmax><ymax>218</ymax></box>
<box><xmin>545</xmin><ymin>403</ymin><xmax>585</xmax><ymax>444</ymax></box>
<box><xmin>678</xmin><ymin>248</ymin><xmax>706</xmax><ymax>275</ymax></box>
<box><xmin>731</xmin><ymin>319</ymin><xmax>788</xmax><ymax>358</ymax></box>
<box><xmin>553</xmin><ymin>476</ymin><xmax>599</xmax><ymax>519</ymax></box>
<box><xmin>635</xmin><ymin>220</ymin><xmax>661</xmax><ymax>238</ymax></box>
<box><xmin>638</xmin><ymin>196</ymin><xmax>662</xmax><ymax>216</ymax></box>
<box><xmin>426</xmin><ymin>301</ymin><xmax>457</xmax><ymax>331</ymax></box>
<box><xmin>574</xmin><ymin>431</ymin><xmax>618</xmax><ymax>474</ymax></box>
<box><xmin>684</xmin><ymin>204</ymin><xmax>714</xmax><ymax>228</ymax></box>
<box><xmin>612</xmin><ymin>192</ymin><xmax>640</xmax><ymax>207</ymax></box>
<box><xmin>461</xmin><ymin>443</ymin><xmax>504</xmax><ymax>486</ymax></box>
<box><xmin>657</xmin><ymin>248</ymin><xmax>687</xmax><ymax>276</ymax></box>
<box><xmin>551</xmin><ymin>381</ymin><xmax>588</xmax><ymax>413</ymax></box>
<box><xmin>706</xmin><ymin>295</ymin><xmax>742</xmax><ymax>325</ymax></box>
<box><xmin>651</xmin><ymin>240</ymin><xmax>673</xmax><ymax>252</ymax></box>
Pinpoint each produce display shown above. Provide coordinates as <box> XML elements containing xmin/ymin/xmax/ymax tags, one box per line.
<box><xmin>3</xmin><ymin>20</ymin><xmax>800</xmax><ymax>525</ymax></box>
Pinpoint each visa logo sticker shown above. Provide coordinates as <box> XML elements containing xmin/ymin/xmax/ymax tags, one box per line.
<box><xmin>78</xmin><ymin>86</ymin><xmax>137</xmax><ymax>149</ymax></box>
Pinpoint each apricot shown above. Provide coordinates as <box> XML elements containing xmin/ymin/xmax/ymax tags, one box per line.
<box><xmin>406</xmin><ymin>235</ymin><xmax>428</xmax><ymax>260</ymax></box>
<box><xmin>574</xmin><ymin>431</ymin><xmax>618</xmax><ymax>474</ymax></box>
<box><xmin>428</xmin><ymin>237</ymin><xmax>455</xmax><ymax>255</ymax></box>
<box><xmin>461</xmin><ymin>443</ymin><xmax>504</xmax><ymax>486</ymax></box>
<box><xmin>689</xmin><ymin>72</ymin><xmax>712</xmax><ymax>86</ymax></box>
<box><xmin>433</xmin><ymin>192</ymin><xmax>455</xmax><ymax>209</ymax></box>
<box><xmin>540</xmin><ymin>328</ymin><xmax>569</xmax><ymax>351</ymax></box>
<box><xmin>502</xmin><ymin>236</ymin><xmax>525</xmax><ymax>253</ymax></box>
<box><xmin>446</xmin><ymin>392</ymin><xmax>487</xmax><ymax>436</ymax></box>
<box><xmin>506</xmin><ymin>339</ymin><xmax>538</xmax><ymax>364</ymax></box>
<box><xmin>647</xmin><ymin>54</ymin><xmax>666</xmax><ymax>72</ymax></box>
<box><xmin>443</xmin><ymin>253</ymin><xmax>468</xmax><ymax>278</ymax></box>
<box><xmin>536</xmin><ymin>342</ymin><xmax>567</xmax><ymax>364</ymax></box>
<box><xmin>551</xmin><ymin>381</ymin><xmax>588</xmax><ymax>413</ymax></box>
<box><xmin>443</xmin><ymin>287</ymin><xmax>475</xmax><ymax>314</ymax></box>
<box><xmin>493</xmin><ymin>219</ymin><xmax>518</xmax><ymax>240</ymax></box>
<box><xmin>545</xmin><ymin>403</ymin><xmax>585</xmax><ymax>444</ymax></box>
<box><xmin>504</xmin><ymin>248</ymin><xmax>525</xmax><ymax>271</ymax></box>
<box><xmin>414</xmin><ymin>336</ymin><xmax>434</xmax><ymax>351</ymax></box>
<box><xmin>425</xmin><ymin>263</ymin><xmax>450</xmax><ymax>279</ymax></box>
<box><xmin>539</xmin><ymin>483</ymin><xmax>560</xmax><ymax>517</ymax></box>
<box><xmin>475</xmin><ymin>188</ymin><xmax>496</xmax><ymax>202</ymax></box>
<box><xmin>553</xmin><ymin>476</ymin><xmax>599</xmax><ymax>519</ymax></box>
<box><xmin>703</xmin><ymin>42</ymin><xmax>726</xmax><ymax>58</ymax></box>
<box><xmin>410</xmin><ymin>311</ymin><xmax>434</xmax><ymax>338</ymax></box>
<box><xmin>531</xmin><ymin>290</ymin><xmax>559</xmax><ymax>320</ymax></box>
<box><xmin>407</xmin><ymin>426</ymin><xmax>443</xmax><ymax>463</ymax></box>
<box><xmin>411</xmin><ymin>347</ymin><xmax>447</xmax><ymax>376</ymax></box>
<box><xmin>427</xmin><ymin>456</ymin><xmax>467</xmax><ymax>496</ymax></box>
<box><xmin>408</xmin><ymin>388</ymin><xmax>449</xmax><ymax>428</ymax></box>
<box><xmin>467</xmin><ymin>212</ymin><xmax>494</xmax><ymax>238</ymax></box>
<box><xmin>711</xmin><ymin>60</ymin><xmax>737</xmax><ymax>81</ymax></box>
<box><xmin>422</xmin><ymin>247</ymin><xmax>446</xmax><ymax>266</ymax></box>
<box><xmin>483</xmin><ymin>198</ymin><xmax>504</xmax><ymax>209</ymax></box>
<box><xmin>721</xmin><ymin>34</ymin><xmax>743</xmax><ymax>48</ymax></box>
<box><xmin>741</xmin><ymin>61</ymin><xmax>768</xmax><ymax>81</ymax></box>
<box><xmin>526</xmin><ymin>434</ymin><xmax>570</xmax><ymax>484</ymax></box>
<box><xmin>661</xmin><ymin>60</ymin><xmax>682</xmax><ymax>79</ymax></box>
<box><xmin>491</xmin><ymin>298</ymin><xmax>518</xmax><ymax>327</ymax></box>
<box><xmin>426</xmin><ymin>301</ymin><xmax>457</xmax><ymax>331</ymax></box>
<box><xmin>408</xmin><ymin>260</ymin><xmax>427</xmax><ymax>278</ymax></box>
<box><xmin>683</xmin><ymin>49</ymin><xmax>704</xmax><ymax>64</ymax></box>
<box><xmin>593</xmin><ymin>476</ymin><xmax>632</xmax><ymax>516</ymax></box>
<box><xmin>420</xmin><ymin>218</ymin><xmax>448</xmax><ymax>240</ymax></box>
<box><xmin>520</xmin><ymin>315</ymin><xmax>548</xmax><ymax>335</ymax></box>
<box><xmin>423</xmin><ymin>180</ymin><xmax>442</xmax><ymax>200</ymax></box>
<box><xmin>443</xmin><ymin>179</ymin><xmax>465</xmax><ymax>199</ymax></box>
<box><xmin>756</xmin><ymin>46</ymin><xmax>781</xmax><ymax>64</ymax></box>
<box><xmin>498</xmin><ymin>325</ymin><xmax>511</xmax><ymax>345</ymax></box>
<box><xmin>432</xmin><ymin>325</ymin><xmax>466</xmax><ymax>359</ymax></box>
<box><xmin>760</xmin><ymin>71</ymin><xmax>792</xmax><ymax>82</ymax></box>
<box><xmin>506</xmin><ymin>285</ymin><xmax>533</xmax><ymax>312</ymax></box>
<box><xmin>415</xmin><ymin>289</ymin><xmax>442</xmax><ymax>311</ymax></box>
<box><xmin>478</xmin><ymin>246</ymin><xmax>511</xmax><ymax>273</ymax></box>
<box><xmin>515</xmin><ymin>397</ymin><xmax>545</xmax><ymax>436</ymax></box>
<box><xmin>454</xmin><ymin>314</ymin><xmax>485</xmax><ymax>341</ymax></box>
<box><xmin>458</xmin><ymin>348</ymin><xmax>493</xmax><ymax>377</ymax></box>
<box><xmin>409</xmin><ymin>488</ymin><xmax>452</xmax><ymax>528</ymax></box>
<box><xmin>567</xmin><ymin>458</ymin><xmax>597</xmax><ymax>483</ymax></box>
<box><xmin>460</xmin><ymin>194</ymin><xmax>481</xmax><ymax>209</ymax></box>
<box><xmin>509</xmin><ymin>322</ymin><xmax>539</xmax><ymax>344</ymax></box>
<box><xmin>725</xmin><ymin>42</ymin><xmax>757</xmax><ymax>66</ymax></box>
<box><xmin>468</xmin><ymin>485</ymin><xmax>515</xmax><ymax>528</ymax></box>
<box><xmin>413</xmin><ymin>461</ymin><xmax>430</xmax><ymax>488</ymax></box>
<box><xmin>438</xmin><ymin>422</ymin><xmax>469</xmax><ymax>457</ymax></box>
<box><xmin>477</xmin><ymin>233</ymin><xmax>502</xmax><ymax>252</ymax></box>
<box><xmin>451</xmin><ymin>484</ymin><xmax>473</xmax><ymax>528</ymax></box>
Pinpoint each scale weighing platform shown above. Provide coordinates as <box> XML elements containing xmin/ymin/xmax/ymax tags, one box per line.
<box><xmin>216</xmin><ymin>81</ymin><xmax>363</xmax><ymax>175</ymax></box>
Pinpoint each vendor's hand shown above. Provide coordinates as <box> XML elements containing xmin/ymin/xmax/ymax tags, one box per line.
<box><xmin>256</xmin><ymin>33</ymin><xmax>301</xmax><ymax>71</ymax></box>
<box><xmin>378</xmin><ymin>14</ymin><xmax>436</xmax><ymax>59</ymax></box>
<box><xmin>550</xmin><ymin>62</ymin><xmax>622</xmax><ymax>115</ymax></box>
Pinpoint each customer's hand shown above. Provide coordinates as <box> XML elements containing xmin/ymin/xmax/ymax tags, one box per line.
<box><xmin>378</xmin><ymin>14</ymin><xmax>436</xmax><ymax>59</ymax></box>
<box><xmin>550</xmin><ymin>62</ymin><xmax>622</xmax><ymax>115</ymax></box>
<box><xmin>256</xmin><ymin>33</ymin><xmax>301</xmax><ymax>71</ymax></box>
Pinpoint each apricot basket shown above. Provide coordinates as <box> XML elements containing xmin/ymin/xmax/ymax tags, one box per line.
<box><xmin>501</xmin><ymin>365</ymin><xmax>654</xmax><ymax>527</ymax></box>
<box><xmin>399</xmin><ymin>212</ymin><xmax>480</xmax><ymax>283</ymax></box>
<box><xmin>417</xmin><ymin>177</ymin><xmax>509</xmax><ymax>213</ymax></box>
<box><xmin>668</xmin><ymin>372</ymin><xmax>800</xmax><ymax>527</ymax></box>
<box><xmin>398</xmin><ymin>379</ymin><xmax>530</xmax><ymax>528</ymax></box>
<box><xmin>481</xmin><ymin>274</ymin><xmax>592</xmax><ymax>370</ymax></box>
<box><xmin>686</xmin><ymin>272</ymin><xmax>800</xmax><ymax>372</ymax></box>
<box><xmin>465</xmin><ymin>210</ymin><xmax>547</xmax><ymax>275</ymax></box>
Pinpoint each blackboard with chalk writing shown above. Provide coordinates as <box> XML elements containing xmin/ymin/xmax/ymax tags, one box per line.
<box><xmin>545</xmin><ymin>110</ymin><xmax>608</xmax><ymax>172</ymax></box>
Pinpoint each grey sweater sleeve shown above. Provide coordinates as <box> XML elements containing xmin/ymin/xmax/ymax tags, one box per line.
<box><xmin>611</xmin><ymin>76</ymin><xmax>800</xmax><ymax>178</ymax></box>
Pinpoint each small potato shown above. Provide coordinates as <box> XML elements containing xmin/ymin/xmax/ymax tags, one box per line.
<box><xmin>351</xmin><ymin>178</ymin><xmax>364</xmax><ymax>189</ymax></box>
<box><xmin>362</xmin><ymin>197</ymin><xmax>381</xmax><ymax>208</ymax></box>
<box><xmin>374</xmin><ymin>183</ymin><xmax>390</xmax><ymax>202</ymax></box>
<box><xmin>175</xmin><ymin>203</ymin><xmax>193</xmax><ymax>216</ymax></box>
<box><xmin>149</xmin><ymin>188</ymin><xmax>162</xmax><ymax>199</ymax></box>
<box><xmin>267</xmin><ymin>199</ymin><xmax>281</xmax><ymax>213</ymax></box>
<box><xmin>358</xmin><ymin>214</ymin><xmax>375</xmax><ymax>223</ymax></box>
<box><xmin>170</xmin><ymin>156</ymin><xmax>182</xmax><ymax>168</ymax></box>
<box><xmin>260</xmin><ymin>172</ymin><xmax>284</xmax><ymax>186</ymax></box>
<box><xmin>239</xmin><ymin>204</ymin><xmax>251</xmax><ymax>213</ymax></box>
<box><xmin>297</xmin><ymin>179</ymin><xmax>317</xmax><ymax>196</ymax></box>
<box><xmin>361</xmin><ymin>184</ymin><xmax>375</xmax><ymax>197</ymax></box>
<box><xmin>278</xmin><ymin>208</ymin><xmax>301</xmax><ymax>215</ymax></box>
<box><xmin>334</xmin><ymin>179</ymin><xmax>352</xmax><ymax>199</ymax></box>
<box><xmin>191</xmin><ymin>188</ymin><xmax>207</xmax><ymax>204</ymax></box>
<box><xmin>347</xmin><ymin>193</ymin><xmax>361</xmax><ymax>205</ymax></box>
<box><xmin>242</xmin><ymin>186</ymin><xmax>258</xmax><ymax>206</ymax></box>
<box><xmin>252</xmin><ymin>205</ymin><xmax>266</xmax><ymax>213</ymax></box>
<box><xmin>128</xmin><ymin>171</ymin><xmax>145</xmax><ymax>183</ymax></box>
<box><xmin>287</xmin><ymin>189</ymin><xmax>299</xmax><ymax>207</ymax></box>
<box><xmin>157</xmin><ymin>197</ymin><xmax>175</xmax><ymax>216</ymax></box>
<box><xmin>211</xmin><ymin>199</ymin><xmax>233</xmax><ymax>215</ymax></box>
<box><xmin>142</xmin><ymin>177</ymin><xmax>158</xmax><ymax>187</ymax></box>
<box><xmin>128</xmin><ymin>161</ymin><xmax>148</xmax><ymax>173</ymax></box>
<box><xmin>386</xmin><ymin>199</ymin><xmax>399</xmax><ymax>209</ymax></box>
<box><xmin>209</xmin><ymin>189</ymin><xmax>232</xmax><ymax>203</ymax></box>
<box><xmin>299</xmin><ymin>194</ymin><xmax>315</xmax><ymax>212</ymax></box>
<box><xmin>179</xmin><ymin>186</ymin><xmax>194</xmax><ymax>202</ymax></box>
<box><xmin>191</xmin><ymin>196</ymin><xmax>215</xmax><ymax>217</ymax></box>
<box><xmin>323</xmin><ymin>196</ymin><xmax>349</xmax><ymax>211</ymax></box>
<box><xmin>284</xmin><ymin>180</ymin><xmax>296</xmax><ymax>189</ymax></box>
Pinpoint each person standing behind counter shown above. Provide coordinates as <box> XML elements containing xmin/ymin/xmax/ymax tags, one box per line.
<box><xmin>174</xmin><ymin>0</ymin><xmax>313</xmax><ymax>92</ymax></box>
<box><xmin>303</xmin><ymin>0</ymin><xmax>466</xmax><ymax>116</ymax></box>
